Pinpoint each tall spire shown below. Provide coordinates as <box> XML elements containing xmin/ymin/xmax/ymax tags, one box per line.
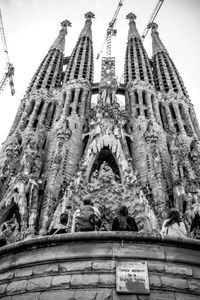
<box><xmin>50</xmin><ymin>19</ymin><xmax>72</xmax><ymax>52</ymax></box>
<box><xmin>149</xmin><ymin>22</ymin><xmax>188</xmax><ymax>97</ymax></box>
<box><xmin>79</xmin><ymin>12</ymin><xmax>94</xmax><ymax>40</ymax></box>
<box><xmin>124</xmin><ymin>13</ymin><xmax>154</xmax><ymax>86</ymax></box>
<box><xmin>64</xmin><ymin>12</ymin><xmax>95</xmax><ymax>83</ymax></box>
<box><xmin>26</xmin><ymin>20</ymin><xmax>71</xmax><ymax>93</ymax></box>
<box><xmin>126</xmin><ymin>13</ymin><xmax>141</xmax><ymax>41</ymax></box>
<box><xmin>149</xmin><ymin>22</ymin><xmax>167</xmax><ymax>56</ymax></box>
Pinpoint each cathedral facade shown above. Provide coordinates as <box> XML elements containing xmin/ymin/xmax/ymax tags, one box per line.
<box><xmin>0</xmin><ymin>11</ymin><xmax>200</xmax><ymax>300</ymax></box>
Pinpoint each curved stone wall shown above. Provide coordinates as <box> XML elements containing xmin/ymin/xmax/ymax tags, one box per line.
<box><xmin>0</xmin><ymin>232</ymin><xmax>200</xmax><ymax>299</ymax></box>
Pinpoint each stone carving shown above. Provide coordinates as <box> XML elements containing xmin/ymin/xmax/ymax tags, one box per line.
<box><xmin>56</xmin><ymin>119</ymin><xmax>72</xmax><ymax>148</ymax></box>
<box><xmin>189</xmin><ymin>138</ymin><xmax>200</xmax><ymax>178</ymax></box>
<box><xmin>0</xmin><ymin>136</ymin><xmax>22</xmax><ymax>199</ymax></box>
<box><xmin>82</xmin><ymin>87</ymin><xmax>129</xmax><ymax>177</ymax></box>
<box><xmin>166</xmin><ymin>134</ymin><xmax>200</xmax><ymax>231</ymax></box>
<box><xmin>0</xmin><ymin>130</ymin><xmax>45</xmax><ymax>242</ymax></box>
<box><xmin>60</xmin><ymin>156</ymin><xmax>159</xmax><ymax>233</ymax></box>
<box><xmin>143</xmin><ymin>121</ymin><xmax>167</xmax><ymax>225</ymax></box>
<box><xmin>38</xmin><ymin>119</ymin><xmax>72</xmax><ymax>236</ymax></box>
<box><xmin>98</xmin><ymin>161</ymin><xmax>115</xmax><ymax>183</ymax></box>
<box><xmin>0</xmin><ymin>214</ymin><xmax>20</xmax><ymax>243</ymax></box>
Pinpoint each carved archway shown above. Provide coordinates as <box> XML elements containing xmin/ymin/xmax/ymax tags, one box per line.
<box><xmin>89</xmin><ymin>146</ymin><xmax>121</xmax><ymax>183</ymax></box>
<box><xmin>0</xmin><ymin>201</ymin><xmax>21</xmax><ymax>244</ymax></box>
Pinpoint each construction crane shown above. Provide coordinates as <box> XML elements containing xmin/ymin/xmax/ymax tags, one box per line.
<box><xmin>141</xmin><ymin>0</ymin><xmax>164</xmax><ymax>40</ymax></box>
<box><xmin>96</xmin><ymin>0</ymin><xmax>124</xmax><ymax>59</ymax></box>
<box><xmin>0</xmin><ymin>10</ymin><xmax>15</xmax><ymax>96</ymax></box>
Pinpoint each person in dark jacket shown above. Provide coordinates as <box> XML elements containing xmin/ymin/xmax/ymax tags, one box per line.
<box><xmin>112</xmin><ymin>206</ymin><xmax>138</xmax><ymax>231</ymax></box>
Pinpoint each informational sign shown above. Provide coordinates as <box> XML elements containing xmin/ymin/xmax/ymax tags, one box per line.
<box><xmin>116</xmin><ymin>261</ymin><xmax>150</xmax><ymax>294</ymax></box>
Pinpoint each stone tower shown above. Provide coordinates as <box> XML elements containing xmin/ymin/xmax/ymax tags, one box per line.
<box><xmin>1</xmin><ymin>10</ymin><xmax>200</xmax><ymax>300</ymax></box>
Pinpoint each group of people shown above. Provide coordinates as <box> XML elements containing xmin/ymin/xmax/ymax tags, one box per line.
<box><xmin>70</xmin><ymin>199</ymin><xmax>138</xmax><ymax>233</ymax></box>
<box><xmin>161</xmin><ymin>208</ymin><xmax>200</xmax><ymax>239</ymax></box>
<box><xmin>56</xmin><ymin>198</ymin><xmax>200</xmax><ymax>239</ymax></box>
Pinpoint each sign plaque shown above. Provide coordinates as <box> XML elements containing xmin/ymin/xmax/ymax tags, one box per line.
<box><xmin>116</xmin><ymin>261</ymin><xmax>150</xmax><ymax>294</ymax></box>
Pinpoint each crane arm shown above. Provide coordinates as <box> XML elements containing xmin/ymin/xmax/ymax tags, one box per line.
<box><xmin>0</xmin><ymin>10</ymin><xmax>10</xmax><ymax>65</ymax></box>
<box><xmin>0</xmin><ymin>73</ymin><xmax>9</xmax><ymax>95</ymax></box>
<box><xmin>141</xmin><ymin>0</ymin><xmax>164</xmax><ymax>40</ymax></box>
<box><xmin>96</xmin><ymin>0</ymin><xmax>124</xmax><ymax>59</ymax></box>
<box><xmin>109</xmin><ymin>0</ymin><xmax>124</xmax><ymax>28</ymax></box>
<box><xmin>0</xmin><ymin>10</ymin><xmax>15</xmax><ymax>95</ymax></box>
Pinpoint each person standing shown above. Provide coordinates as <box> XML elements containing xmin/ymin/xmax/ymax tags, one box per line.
<box><xmin>161</xmin><ymin>208</ymin><xmax>187</xmax><ymax>238</ymax></box>
<box><xmin>111</xmin><ymin>206</ymin><xmax>138</xmax><ymax>232</ymax></box>
<box><xmin>71</xmin><ymin>199</ymin><xmax>101</xmax><ymax>233</ymax></box>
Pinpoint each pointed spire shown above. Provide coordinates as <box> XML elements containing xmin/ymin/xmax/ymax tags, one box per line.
<box><xmin>64</xmin><ymin>12</ymin><xmax>94</xmax><ymax>83</ymax></box>
<box><xmin>50</xmin><ymin>19</ymin><xmax>72</xmax><ymax>52</ymax></box>
<box><xmin>79</xmin><ymin>11</ymin><xmax>95</xmax><ymax>40</ymax></box>
<box><xmin>149</xmin><ymin>22</ymin><xmax>168</xmax><ymax>55</ymax></box>
<box><xmin>124</xmin><ymin>13</ymin><xmax>154</xmax><ymax>86</ymax></box>
<box><xmin>150</xmin><ymin>22</ymin><xmax>188</xmax><ymax>97</ymax></box>
<box><xmin>126</xmin><ymin>13</ymin><xmax>141</xmax><ymax>41</ymax></box>
<box><xmin>26</xmin><ymin>19</ymin><xmax>72</xmax><ymax>93</ymax></box>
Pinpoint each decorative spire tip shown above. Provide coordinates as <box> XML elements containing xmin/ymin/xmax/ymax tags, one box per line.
<box><xmin>60</xmin><ymin>19</ymin><xmax>72</xmax><ymax>30</ymax></box>
<box><xmin>84</xmin><ymin>11</ymin><xmax>95</xmax><ymax>21</ymax></box>
<box><xmin>148</xmin><ymin>22</ymin><xmax>158</xmax><ymax>31</ymax></box>
<box><xmin>126</xmin><ymin>13</ymin><xmax>137</xmax><ymax>22</ymax></box>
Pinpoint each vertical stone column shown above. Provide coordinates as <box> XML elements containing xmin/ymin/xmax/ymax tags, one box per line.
<box><xmin>146</xmin><ymin>93</ymin><xmax>154</xmax><ymax>120</ymax></box>
<box><xmin>85</xmin><ymin>90</ymin><xmax>91</xmax><ymax>116</ymax></box>
<box><xmin>45</xmin><ymin>102</ymin><xmax>55</xmax><ymax>127</ymax></box>
<box><xmin>63</xmin><ymin>89</ymin><xmax>72</xmax><ymax>118</ymax></box>
<box><xmin>125</xmin><ymin>91</ymin><xmax>131</xmax><ymax>114</ymax></box>
<box><xmin>27</xmin><ymin>101</ymin><xmax>41</xmax><ymax>129</ymax></box>
<box><xmin>155</xmin><ymin>55</ymin><xmax>165</xmax><ymax>91</ymax></box>
<box><xmin>129</xmin><ymin>91</ymin><xmax>136</xmax><ymax>117</ymax></box>
<box><xmin>164</xmin><ymin>104</ymin><xmax>174</xmax><ymax>132</ymax></box>
<box><xmin>173</xmin><ymin>102</ymin><xmax>184</xmax><ymax>133</ymax></box>
<box><xmin>81</xmin><ymin>89</ymin><xmax>89</xmax><ymax>116</ymax></box>
<box><xmin>151</xmin><ymin>95</ymin><xmax>161</xmax><ymax>124</ymax></box>
<box><xmin>39</xmin><ymin>102</ymin><xmax>49</xmax><ymax>125</ymax></box>
<box><xmin>182</xmin><ymin>104</ymin><xmax>195</xmax><ymax>136</ymax></box>
<box><xmin>72</xmin><ymin>88</ymin><xmax>81</xmax><ymax>113</ymax></box>
<box><xmin>138</xmin><ymin>90</ymin><xmax>144</xmax><ymax>116</ymax></box>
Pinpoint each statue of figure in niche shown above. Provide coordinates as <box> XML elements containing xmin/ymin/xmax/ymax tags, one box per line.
<box><xmin>99</xmin><ymin>161</ymin><xmax>115</xmax><ymax>183</ymax></box>
<box><xmin>90</xmin><ymin>169</ymin><xmax>99</xmax><ymax>184</ymax></box>
<box><xmin>0</xmin><ymin>214</ymin><xmax>20</xmax><ymax>244</ymax></box>
<box><xmin>190</xmin><ymin>138</ymin><xmax>200</xmax><ymax>178</ymax></box>
<box><xmin>20</xmin><ymin>138</ymin><xmax>38</xmax><ymax>176</ymax></box>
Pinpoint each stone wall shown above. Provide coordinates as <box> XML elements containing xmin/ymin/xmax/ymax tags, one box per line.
<box><xmin>0</xmin><ymin>233</ymin><xmax>200</xmax><ymax>299</ymax></box>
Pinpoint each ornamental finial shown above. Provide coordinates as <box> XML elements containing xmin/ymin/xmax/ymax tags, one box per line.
<box><xmin>84</xmin><ymin>12</ymin><xmax>95</xmax><ymax>21</ymax></box>
<box><xmin>148</xmin><ymin>22</ymin><xmax>158</xmax><ymax>31</ymax></box>
<box><xmin>126</xmin><ymin>13</ymin><xmax>137</xmax><ymax>22</ymax></box>
<box><xmin>60</xmin><ymin>19</ymin><xmax>72</xmax><ymax>30</ymax></box>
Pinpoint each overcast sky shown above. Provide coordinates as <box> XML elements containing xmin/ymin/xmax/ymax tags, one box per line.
<box><xmin>0</xmin><ymin>0</ymin><xmax>199</xmax><ymax>145</ymax></box>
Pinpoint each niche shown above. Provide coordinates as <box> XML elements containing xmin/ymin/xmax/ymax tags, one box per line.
<box><xmin>89</xmin><ymin>147</ymin><xmax>121</xmax><ymax>182</ymax></box>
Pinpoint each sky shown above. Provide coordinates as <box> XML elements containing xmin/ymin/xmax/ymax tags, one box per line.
<box><xmin>0</xmin><ymin>0</ymin><xmax>199</xmax><ymax>145</ymax></box>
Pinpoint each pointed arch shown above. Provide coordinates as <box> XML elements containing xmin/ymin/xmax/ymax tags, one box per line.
<box><xmin>87</xmin><ymin>146</ymin><xmax>121</xmax><ymax>183</ymax></box>
<box><xmin>0</xmin><ymin>201</ymin><xmax>21</xmax><ymax>230</ymax></box>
